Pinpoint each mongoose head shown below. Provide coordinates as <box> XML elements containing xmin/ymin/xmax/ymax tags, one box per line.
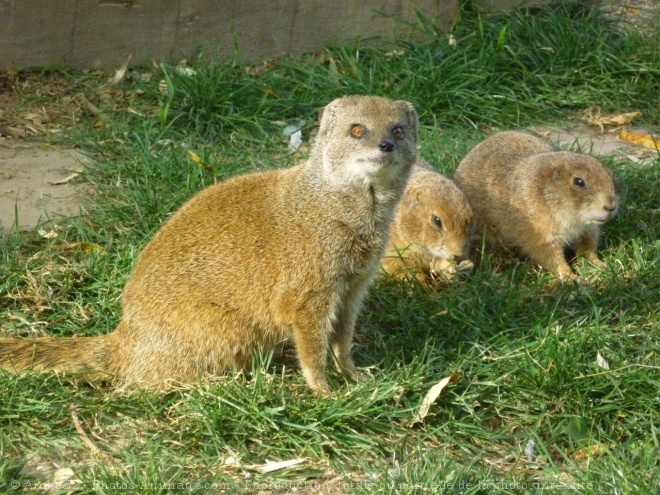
<box><xmin>397</xmin><ymin>173</ymin><xmax>473</xmax><ymax>263</ymax></box>
<box><xmin>312</xmin><ymin>95</ymin><xmax>418</xmax><ymax>188</ymax></box>
<box><xmin>539</xmin><ymin>152</ymin><xmax>619</xmax><ymax>233</ymax></box>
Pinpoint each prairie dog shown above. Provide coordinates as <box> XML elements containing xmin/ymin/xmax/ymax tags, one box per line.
<box><xmin>453</xmin><ymin>131</ymin><xmax>619</xmax><ymax>279</ymax></box>
<box><xmin>381</xmin><ymin>158</ymin><xmax>474</xmax><ymax>285</ymax></box>
<box><xmin>0</xmin><ymin>95</ymin><xmax>419</xmax><ymax>393</ymax></box>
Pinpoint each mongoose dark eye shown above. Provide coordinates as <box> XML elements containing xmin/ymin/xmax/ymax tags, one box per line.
<box><xmin>392</xmin><ymin>126</ymin><xmax>404</xmax><ymax>139</ymax></box>
<box><xmin>432</xmin><ymin>215</ymin><xmax>443</xmax><ymax>229</ymax></box>
<box><xmin>351</xmin><ymin>124</ymin><xmax>365</xmax><ymax>138</ymax></box>
<box><xmin>573</xmin><ymin>177</ymin><xmax>586</xmax><ymax>188</ymax></box>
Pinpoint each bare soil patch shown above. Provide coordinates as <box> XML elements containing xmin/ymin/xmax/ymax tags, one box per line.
<box><xmin>532</xmin><ymin>121</ymin><xmax>658</xmax><ymax>164</ymax></box>
<box><xmin>0</xmin><ymin>140</ymin><xmax>90</xmax><ymax>232</ymax></box>
<box><xmin>0</xmin><ymin>69</ymin><xmax>147</xmax><ymax>232</ymax></box>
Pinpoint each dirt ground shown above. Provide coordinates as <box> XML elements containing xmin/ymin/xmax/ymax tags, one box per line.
<box><xmin>0</xmin><ymin>140</ymin><xmax>90</xmax><ymax>232</ymax></box>
<box><xmin>0</xmin><ymin>0</ymin><xmax>657</xmax><ymax>233</ymax></box>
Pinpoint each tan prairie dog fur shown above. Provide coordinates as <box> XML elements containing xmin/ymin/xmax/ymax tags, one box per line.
<box><xmin>381</xmin><ymin>158</ymin><xmax>474</xmax><ymax>285</ymax></box>
<box><xmin>0</xmin><ymin>95</ymin><xmax>419</xmax><ymax>394</ymax></box>
<box><xmin>454</xmin><ymin>131</ymin><xmax>619</xmax><ymax>279</ymax></box>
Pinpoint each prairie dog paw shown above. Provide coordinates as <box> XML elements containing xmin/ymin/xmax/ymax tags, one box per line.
<box><xmin>429</xmin><ymin>258</ymin><xmax>474</xmax><ymax>281</ymax></box>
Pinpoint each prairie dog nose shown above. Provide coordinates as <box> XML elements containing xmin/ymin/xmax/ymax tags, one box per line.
<box><xmin>379</xmin><ymin>139</ymin><xmax>395</xmax><ymax>152</ymax></box>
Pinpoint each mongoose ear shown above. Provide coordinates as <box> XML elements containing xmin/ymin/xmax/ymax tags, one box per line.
<box><xmin>399</xmin><ymin>101</ymin><xmax>419</xmax><ymax>142</ymax></box>
<box><xmin>318</xmin><ymin>99</ymin><xmax>342</xmax><ymax>139</ymax></box>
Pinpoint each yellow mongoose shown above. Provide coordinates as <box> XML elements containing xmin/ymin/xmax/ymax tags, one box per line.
<box><xmin>453</xmin><ymin>131</ymin><xmax>619</xmax><ymax>279</ymax></box>
<box><xmin>0</xmin><ymin>95</ymin><xmax>419</xmax><ymax>393</ymax></box>
<box><xmin>381</xmin><ymin>158</ymin><xmax>474</xmax><ymax>285</ymax></box>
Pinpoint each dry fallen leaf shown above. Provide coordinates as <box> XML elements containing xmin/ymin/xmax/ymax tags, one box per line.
<box><xmin>104</xmin><ymin>55</ymin><xmax>132</xmax><ymax>88</ymax></box>
<box><xmin>187</xmin><ymin>150</ymin><xmax>212</xmax><ymax>171</ymax></box>
<box><xmin>38</xmin><ymin>229</ymin><xmax>58</xmax><ymax>239</ymax></box>
<box><xmin>261</xmin><ymin>87</ymin><xmax>279</xmax><ymax>98</ymax></box>
<box><xmin>49</xmin><ymin>172</ymin><xmax>80</xmax><ymax>185</ymax></box>
<box><xmin>283</xmin><ymin>125</ymin><xmax>302</xmax><ymax>152</ymax></box>
<box><xmin>158</xmin><ymin>79</ymin><xmax>169</xmax><ymax>95</ymax></box>
<box><xmin>411</xmin><ymin>372</ymin><xmax>459</xmax><ymax>424</ymax></box>
<box><xmin>53</xmin><ymin>242</ymin><xmax>102</xmax><ymax>253</ymax></box>
<box><xmin>573</xmin><ymin>443</ymin><xmax>608</xmax><ymax>460</ymax></box>
<box><xmin>586</xmin><ymin>109</ymin><xmax>641</xmax><ymax>133</ymax></box>
<box><xmin>175</xmin><ymin>65</ymin><xmax>197</xmax><ymax>77</ymax></box>
<box><xmin>596</xmin><ymin>352</ymin><xmax>610</xmax><ymax>370</ymax></box>
<box><xmin>618</xmin><ymin>127</ymin><xmax>660</xmax><ymax>149</ymax></box>
<box><xmin>524</xmin><ymin>439</ymin><xmax>536</xmax><ymax>462</ymax></box>
<box><xmin>41</xmin><ymin>468</ymin><xmax>81</xmax><ymax>492</ymax></box>
<box><xmin>244</xmin><ymin>458</ymin><xmax>305</xmax><ymax>474</ymax></box>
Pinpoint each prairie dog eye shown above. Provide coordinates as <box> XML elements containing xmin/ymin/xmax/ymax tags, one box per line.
<box><xmin>351</xmin><ymin>125</ymin><xmax>365</xmax><ymax>138</ymax></box>
<box><xmin>432</xmin><ymin>215</ymin><xmax>443</xmax><ymax>229</ymax></box>
<box><xmin>573</xmin><ymin>177</ymin><xmax>586</xmax><ymax>188</ymax></box>
<box><xmin>392</xmin><ymin>126</ymin><xmax>404</xmax><ymax>139</ymax></box>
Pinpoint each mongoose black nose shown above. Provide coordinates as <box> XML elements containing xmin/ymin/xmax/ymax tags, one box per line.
<box><xmin>379</xmin><ymin>139</ymin><xmax>395</xmax><ymax>153</ymax></box>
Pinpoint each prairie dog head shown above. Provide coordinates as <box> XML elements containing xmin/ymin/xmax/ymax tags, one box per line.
<box><xmin>534</xmin><ymin>152</ymin><xmax>619</xmax><ymax>236</ymax></box>
<box><xmin>397</xmin><ymin>171</ymin><xmax>473</xmax><ymax>262</ymax></box>
<box><xmin>312</xmin><ymin>95</ymin><xmax>418</xmax><ymax>188</ymax></box>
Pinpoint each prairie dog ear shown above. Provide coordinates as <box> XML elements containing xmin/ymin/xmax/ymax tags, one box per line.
<box><xmin>403</xmin><ymin>186</ymin><xmax>422</xmax><ymax>210</ymax></box>
<box><xmin>550</xmin><ymin>163</ymin><xmax>569</xmax><ymax>183</ymax></box>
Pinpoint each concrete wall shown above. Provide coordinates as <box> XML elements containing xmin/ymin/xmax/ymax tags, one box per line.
<box><xmin>0</xmin><ymin>1</ymin><xmax>597</xmax><ymax>70</ymax></box>
<box><xmin>0</xmin><ymin>0</ymin><xmax>459</xmax><ymax>70</ymax></box>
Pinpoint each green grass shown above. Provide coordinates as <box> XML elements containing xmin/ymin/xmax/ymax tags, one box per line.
<box><xmin>1</xmin><ymin>2</ymin><xmax>659</xmax><ymax>493</ymax></box>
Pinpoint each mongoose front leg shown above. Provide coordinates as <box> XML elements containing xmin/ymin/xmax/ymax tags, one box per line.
<box><xmin>291</xmin><ymin>309</ymin><xmax>331</xmax><ymax>394</ymax></box>
<box><xmin>329</xmin><ymin>314</ymin><xmax>360</xmax><ymax>382</ymax></box>
<box><xmin>330</xmin><ymin>328</ymin><xmax>360</xmax><ymax>382</ymax></box>
<box><xmin>329</xmin><ymin>282</ymin><xmax>371</xmax><ymax>382</ymax></box>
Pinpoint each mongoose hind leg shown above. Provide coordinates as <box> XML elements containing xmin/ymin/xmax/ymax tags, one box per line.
<box><xmin>331</xmin><ymin>271</ymin><xmax>387</xmax><ymax>382</ymax></box>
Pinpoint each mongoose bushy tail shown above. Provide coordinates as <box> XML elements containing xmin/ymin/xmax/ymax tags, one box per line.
<box><xmin>0</xmin><ymin>335</ymin><xmax>115</xmax><ymax>379</ymax></box>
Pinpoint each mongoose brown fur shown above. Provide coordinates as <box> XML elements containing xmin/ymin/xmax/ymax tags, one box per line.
<box><xmin>453</xmin><ymin>131</ymin><xmax>619</xmax><ymax>279</ymax></box>
<box><xmin>0</xmin><ymin>95</ymin><xmax>419</xmax><ymax>393</ymax></box>
<box><xmin>381</xmin><ymin>158</ymin><xmax>474</xmax><ymax>285</ymax></box>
